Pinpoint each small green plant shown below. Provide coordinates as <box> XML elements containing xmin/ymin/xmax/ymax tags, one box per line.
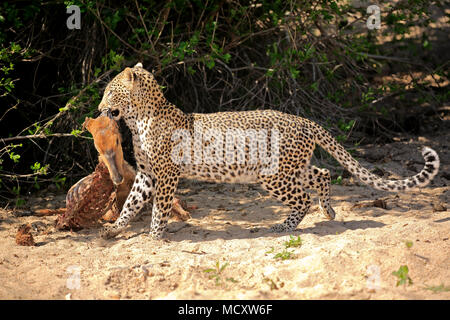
<box><xmin>424</xmin><ymin>284</ymin><xmax>450</xmax><ymax>293</ymax></box>
<box><xmin>101</xmin><ymin>49</ymin><xmax>124</xmax><ymax>72</ymax></box>
<box><xmin>331</xmin><ymin>175</ymin><xmax>343</xmax><ymax>185</ymax></box>
<box><xmin>30</xmin><ymin>162</ymin><xmax>49</xmax><ymax>175</ymax></box>
<box><xmin>27</xmin><ymin>123</ymin><xmax>51</xmax><ymax>136</ymax></box>
<box><xmin>30</xmin><ymin>162</ymin><xmax>49</xmax><ymax>190</ymax></box>
<box><xmin>265</xmin><ymin>247</ymin><xmax>275</xmax><ymax>254</ymax></box>
<box><xmin>268</xmin><ymin>235</ymin><xmax>302</xmax><ymax>260</ymax></box>
<box><xmin>12</xmin><ymin>186</ymin><xmax>25</xmax><ymax>207</ymax></box>
<box><xmin>405</xmin><ymin>240</ymin><xmax>413</xmax><ymax>249</ymax></box>
<box><xmin>53</xmin><ymin>175</ymin><xmax>66</xmax><ymax>190</ymax></box>
<box><xmin>204</xmin><ymin>261</ymin><xmax>236</xmax><ymax>286</ymax></box>
<box><xmin>274</xmin><ymin>249</ymin><xmax>294</xmax><ymax>260</ymax></box>
<box><xmin>284</xmin><ymin>235</ymin><xmax>302</xmax><ymax>248</ymax></box>
<box><xmin>337</xmin><ymin>119</ymin><xmax>356</xmax><ymax>133</ymax></box>
<box><xmin>392</xmin><ymin>265</ymin><xmax>413</xmax><ymax>287</ymax></box>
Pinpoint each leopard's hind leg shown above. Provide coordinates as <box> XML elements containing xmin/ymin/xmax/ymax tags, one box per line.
<box><xmin>259</xmin><ymin>172</ymin><xmax>312</xmax><ymax>233</ymax></box>
<box><xmin>300</xmin><ymin>165</ymin><xmax>336</xmax><ymax>220</ymax></box>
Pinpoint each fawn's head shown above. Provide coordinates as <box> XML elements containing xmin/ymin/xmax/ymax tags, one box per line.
<box><xmin>83</xmin><ymin>115</ymin><xmax>125</xmax><ymax>185</ymax></box>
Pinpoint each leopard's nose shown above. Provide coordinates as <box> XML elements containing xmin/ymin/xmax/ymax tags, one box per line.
<box><xmin>100</xmin><ymin>108</ymin><xmax>113</xmax><ymax>119</ymax></box>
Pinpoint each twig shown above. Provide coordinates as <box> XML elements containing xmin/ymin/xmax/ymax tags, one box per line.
<box><xmin>88</xmin><ymin>6</ymin><xmax>143</xmax><ymax>55</ymax></box>
<box><xmin>0</xmin><ymin>133</ymin><xmax>92</xmax><ymax>143</ymax></box>
<box><xmin>134</xmin><ymin>0</ymin><xmax>153</xmax><ymax>46</ymax></box>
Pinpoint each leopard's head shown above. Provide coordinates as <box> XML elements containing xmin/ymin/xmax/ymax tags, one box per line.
<box><xmin>98</xmin><ymin>63</ymin><xmax>165</xmax><ymax>121</ymax></box>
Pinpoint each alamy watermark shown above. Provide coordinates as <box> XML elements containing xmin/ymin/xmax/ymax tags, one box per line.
<box><xmin>170</xmin><ymin>121</ymin><xmax>280</xmax><ymax>175</ymax></box>
<box><xmin>352</xmin><ymin>1</ymin><xmax>381</xmax><ymax>30</ymax></box>
<box><xmin>66</xmin><ymin>265</ymin><xmax>81</xmax><ymax>290</ymax></box>
<box><xmin>66</xmin><ymin>5</ymin><xmax>81</xmax><ymax>30</ymax></box>
<box><xmin>366</xmin><ymin>5</ymin><xmax>381</xmax><ymax>30</ymax></box>
<box><xmin>366</xmin><ymin>264</ymin><xmax>381</xmax><ymax>291</ymax></box>
<box><xmin>67</xmin><ymin>3</ymin><xmax>381</xmax><ymax>31</ymax></box>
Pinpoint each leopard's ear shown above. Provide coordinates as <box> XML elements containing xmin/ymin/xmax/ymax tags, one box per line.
<box><xmin>134</xmin><ymin>62</ymin><xmax>143</xmax><ymax>68</ymax></box>
<box><xmin>123</xmin><ymin>67</ymin><xmax>142</xmax><ymax>103</ymax></box>
<box><xmin>122</xmin><ymin>67</ymin><xmax>139</xmax><ymax>90</ymax></box>
<box><xmin>122</xmin><ymin>67</ymin><xmax>136</xmax><ymax>90</ymax></box>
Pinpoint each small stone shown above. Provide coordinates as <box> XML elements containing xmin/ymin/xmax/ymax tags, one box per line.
<box><xmin>432</xmin><ymin>202</ymin><xmax>446</xmax><ymax>212</ymax></box>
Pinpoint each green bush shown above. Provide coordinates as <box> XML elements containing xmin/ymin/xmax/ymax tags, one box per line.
<box><xmin>0</xmin><ymin>0</ymin><xmax>447</xmax><ymax>201</ymax></box>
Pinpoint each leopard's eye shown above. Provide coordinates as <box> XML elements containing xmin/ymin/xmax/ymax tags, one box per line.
<box><xmin>111</xmin><ymin>109</ymin><xmax>120</xmax><ymax>117</ymax></box>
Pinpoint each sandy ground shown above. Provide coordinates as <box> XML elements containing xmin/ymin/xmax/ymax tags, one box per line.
<box><xmin>0</xmin><ymin>135</ymin><xmax>448</xmax><ymax>300</ymax></box>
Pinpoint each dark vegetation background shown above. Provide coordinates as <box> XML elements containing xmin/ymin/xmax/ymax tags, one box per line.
<box><xmin>0</xmin><ymin>0</ymin><xmax>448</xmax><ymax>205</ymax></box>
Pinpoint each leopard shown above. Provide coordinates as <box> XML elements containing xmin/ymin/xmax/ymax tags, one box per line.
<box><xmin>97</xmin><ymin>62</ymin><xmax>440</xmax><ymax>240</ymax></box>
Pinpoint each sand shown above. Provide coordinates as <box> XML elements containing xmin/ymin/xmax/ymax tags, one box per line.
<box><xmin>0</xmin><ymin>136</ymin><xmax>448</xmax><ymax>300</ymax></box>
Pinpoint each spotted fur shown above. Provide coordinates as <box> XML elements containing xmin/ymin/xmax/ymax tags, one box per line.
<box><xmin>98</xmin><ymin>63</ymin><xmax>440</xmax><ymax>239</ymax></box>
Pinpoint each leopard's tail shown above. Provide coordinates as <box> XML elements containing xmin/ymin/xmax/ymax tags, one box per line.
<box><xmin>312</xmin><ymin>122</ymin><xmax>439</xmax><ymax>191</ymax></box>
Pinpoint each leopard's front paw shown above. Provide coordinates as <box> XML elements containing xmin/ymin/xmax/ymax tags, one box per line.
<box><xmin>269</xmin><ymin>224</ymin><xmax>289</xmax><ymax>233</ymax></box>
<box><xmin>100</xmin><ymin>225</ymin><xmax>122</xmax><ymax>239</ymax></box>
<box><xmin>149</xmin><ymin>226</ymin><xmax>167</xmax><ymax>240</ymax></box>
<box><xmin>319</xmin><ymin>205</ymin><xmax>336</xmax><ymax>220</ymax></box>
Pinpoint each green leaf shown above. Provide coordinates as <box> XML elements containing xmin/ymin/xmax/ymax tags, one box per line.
<box><xmin>392</xmin><ymin>265</ymin><xmax>413</xmax><ymax>286</ymax></box>
<box><xmin>219</xmin><ymin>262</ymin><xmax>228</xmax><ymax>272</ymax></box>
<box><xmin>284</xmin><ymin>235</ymin><xmax>302</xmax><ymax>248</ymax></box>
<box><xmin>71</xmin><ymin>129</ymin><xmax>82</xmax><ymax>136</ymax></box>
<box><xmin>265</xmin><ymin>247</ymin><xmax>275</xmax><ymax>254</ymax></box>
<box><xmin>205</xmin><ymin>58</ymin><xmax>215</xmax><ymax>69</ymax></box>
<box><xmin>425</xmin><ymin>284</ymin><xmax>450</xmax><ymax>293</ymax></box>
<box><xmin>222</xmin><ymin>53</ymin><xmax>231</xmax><ymax>63</ymax></box>
<box><xmin>310</xmin><ymin>82</ymin><xmax>319</xmax><ymax>92</ymax></box>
